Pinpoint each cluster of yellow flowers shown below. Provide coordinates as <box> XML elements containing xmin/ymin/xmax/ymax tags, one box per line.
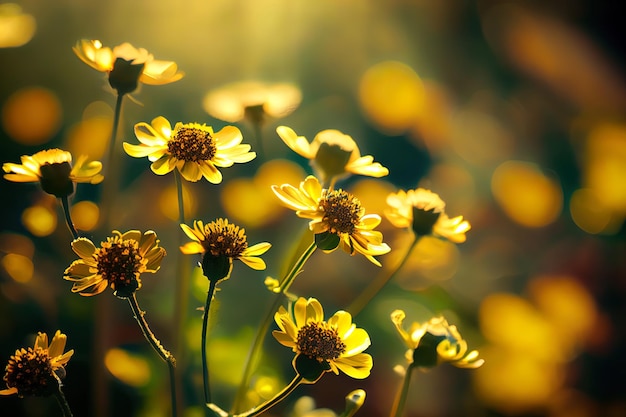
<box><xmin>1</xmin><ymin>39</ymin><xmax>483</xmax><ymax>417</ymax></box>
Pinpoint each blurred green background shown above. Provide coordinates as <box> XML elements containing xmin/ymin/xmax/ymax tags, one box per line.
<box><xmin>1</xmin><ymin>1</ymin><xmax>625</xmax><ymax>416</ymax></box>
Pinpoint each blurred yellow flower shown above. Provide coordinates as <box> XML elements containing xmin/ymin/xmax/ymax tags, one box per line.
<box><xmin>3</xmin><ymin>148</ymin><xmax>103</xmax><ymax>197</ymax></box>
<box><xmin>272</xmin><ymin>175</ymin><xmax>390</xmax><ymax>266</ymax></box>
<box><xmin>0</xmin><ymin>330</ymin><xmax>74</xmax><ymax>397</ymax></box>
<box><xmin>391</xmin><ymin>310</ymin><xmax>484</xmax><ymax>369</ymax></box>
<box><xmin>124</xmin><ymin>116</ymin><xmax>255</xmax><ymax>183</ymax></box>
<box><xmin>277</xmin><ymin>126</ymin><xmax>389</xmax><ymax>183</ymax></box>
<box><xmin>386</xmin><ymin>188</ymin><xmax>470</xmax><ymax>242</ymax></box>
<box><xmin>64</xmin><ymin>230</ymin><xmax>166</xmax><ymax>298</ymax></box>
<box><xmin>273</xmin><ymin>297</ymin><xmax>373</xmax><ymax>379</ymax></box>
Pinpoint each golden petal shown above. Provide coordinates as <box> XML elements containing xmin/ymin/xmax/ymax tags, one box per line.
<box><xmin>71</xmin><ymin>238</ymin><xmax>97</xmax><ymax>259</ymax></box>
<box><xmin>238</xmin><ymin>256</ymin><xmax>266</xmax><ymax>270</ymax></box>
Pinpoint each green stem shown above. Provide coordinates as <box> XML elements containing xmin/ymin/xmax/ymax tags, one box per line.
<box><xmin>234</xmin><ymin>375</ymin><xmax>303</xmax><ymax>417</ymax></box>
<box><xmin>202</xmin><ymin>279</ymin><xmax>218</xmax><ymax>406</ymax></box>
<box><xmin>347</xmin><ymin>235</ymin><xmax>419</xmax><ymax>316</ymax></box>
<box><xmin>53</xmin><ymin>383</ymin><xmax>74</xmax><ymax>417</ymax></box>
<box><xmin>231</xmin><ymin>242</ymin><xmax>317</xmax><ymax>413</ymax></box>
<box><xmin>60</xmin><ymin>196</ymin><xmax>78</xmax><ymax>240</ymax></box>
<box><xmin>108</xmin><ymin>93</ymin><xmax>125</xmax><ymax>166</ymax></box>
<box><xmin>127</xmin><ymin>293</ymin><xmax>178</xmax><ymax>417</ymax></box>
<box><xmin>389</xmin><ymin>365</ymin><xmax>416</xmax><ymax>417</ymax></box>
<box><xmin>174</xmin><ymin>170</ymin><xmax>185</xmax><ymax>225</ymax></box>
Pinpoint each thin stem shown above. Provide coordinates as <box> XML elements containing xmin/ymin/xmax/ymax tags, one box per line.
<box><xmin>174</xmin><ymin>170</ymin><xmax>186</xmax><ymax>225</ymax></box>
<box><xmin>202</xmin><ymin>279</ymin><xmax>218</xmax><ymax>406</ymax></box>
<box><xmin>234</xmin><ymin>375</ymin><xmax>304</xmax><ymax>417</ymax></box>
<box><xmin>53</xmin><ymin>384</ymin><xmax>74</xmax><ymax>417</ymax></box>
<box><xmin>389</xmin><ymin>365</ymin><xmax>416</xmax><ymax>417</ymax></box>
<box><xmin>347</xmin><ymin>235</ymin><xmax>419</xmax><ymax>317</ymax></box>
<box><xmin>127</xmin><ymin>293</ymin><xmax>178</xmax><ymax>417</ymax></box>
<box><xmin>231</xmin><ymin>242</ymin><xmax>317</xmax><ymax>413</ymax></box>
<box><xmin>60</xmin><ymin>196</ymin><xmax>78</xmax><ymax>240</ymax></box>
<box><xmin>108</xmin><ymin>93</ymin><xmax>125</xmax><ymax>166</ymax></box>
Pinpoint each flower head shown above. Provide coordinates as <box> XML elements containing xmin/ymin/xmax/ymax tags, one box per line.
<box><xmin>272</xmin><ymin>175</ymin><xmax>390</xmax><ymax>266</ymax></box>
<box><xmin>124</xmin><ymin>116</ymin><xmax>255</xmax><ymax>183</ymax></box>
<box><xmin>64</xmin><ymin>230</ymin><xmax>166</xmax><ymax>298</ymax></box>
<box><xmin>180</xmin><ymin>219</ymin><xmax>271</xmax><ymax>281</ymax></box>
<box><xmin>3</xmin><ymin>149</ymin><xmax>103</xmax><ymax>197</ymax></box>
<box><xmin>277</xmin><ymin>126</ymin><xmax>388</xmax><ymax>183</ymax></box>
<box><xmin>273</xmin><ymin>297</ymin><xmax>373</xmax><ymax>380</ymax></box>
<box><xmin>385</xmin><ymin>188</ymin><xmax>470</xmax><ymax>242</ymax></box>
<box><xmin>391</xmin><ymin>310</ymin><xmax>484</xmax><ymax>369</ymax></box>
<box><xmin>73</xmin><ymin>39</ymin><xmax>183</xmax><ymax>94</ymax></box>
<box><xmin>1</xmin><ymin>330</ymin><xmax>74</xmax><ymax>397</ymax></box>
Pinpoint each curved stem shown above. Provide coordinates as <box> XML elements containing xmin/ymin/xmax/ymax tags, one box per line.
<box><xmin>60</xmin><ymin>196</ymin><xmax>78</xmax><ymax>240</ymax></box>
<box><xmin>127</xmin><ymin>293</ymin><xmax>178</xmax><ymax>417</ymax></box>
<box><xmin>231</xmin><ymin>242</ymin><xmax>317</xmax><ymax>413</ymax></box>
<box><xmin>234</xmin><ymin>375</ymin><xmax>303</xmax><ymax>417</ymax></box>
<box><xmin>389</xmin><ymin>365</ymin><xmax>416</xmax><ymax>417</ymax></box>
<box><xmin>54</xmin><ymin>384</ymin><xmax>74</xmax><ymax>417</ymax></box>
<box><xmin>347</xmin><ymin>235</ymin><xmax>419</xmax><ymax>316</ymax></box>
<box><xmin>202</xmin><ymin>279</ymin><xmax>218</xmax><ymax>406</ymax></box>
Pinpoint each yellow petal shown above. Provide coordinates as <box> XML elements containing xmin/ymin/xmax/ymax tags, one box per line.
<box><xmin>71</xmin><ymin>238</ymin><xmax>96</xmax><ymax>259</ymax></box>
<box><xmin>239</xmin><ymin>256</ymin><xmax>266</xmax><ymax>270</ymax></box>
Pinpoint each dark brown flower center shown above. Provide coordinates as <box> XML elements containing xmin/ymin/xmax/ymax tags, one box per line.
<box><xmin>95</xmin><ymin>239</ymin><xmax>143</xmax><ymax>291</ymax></box>
<box><xmin>296</xmin><ymin>322</ymin><xmax>346</xmax><ymax>361</ymax></box>
<box><xmin>202</xmin><ymin>219</ymin><xmax>248</xmax><ymax>257</ymax></box>
<box><xmin>168</xmin><ymin>126</ymin><xmax>216</xmax><ymax>162</ymax></box>
<box><xmin>4</xmin><ymin>347</ymin><xmax>53</xmax><ymax>397</ymax></box>
<box><xmin>319</xmin><ymin>190</ymin><xmax>364</xmax><ymax>234</ymax></box>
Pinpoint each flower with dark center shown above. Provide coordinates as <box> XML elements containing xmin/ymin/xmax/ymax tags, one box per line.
<box><xmin>319</xmin><ymin>189</ymin><xmax>364</xmax><ymax>235</ymax></box>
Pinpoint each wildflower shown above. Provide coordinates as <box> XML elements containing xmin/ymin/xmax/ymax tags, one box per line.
<box><xmin>277</xmin><ymin>126</ymin><xmax>388</xmax><ymax>183</ymax></box>
<box><xmin>391</xmin><ymin>310</ymin><xmax>484</xmax><ymax>369</ymax></box>
<box><xmin>0</xmin><ymin>330</ymin><xmax>74</xmax><ymax>397</ymax></box>
<box><xmin>272</xmin><ymin>175</ymin><xmax>390</xmax><ymax>266</ymax></box>
<box><xmin>64</xmin><ymin>230</ymin><xmax>166</xmax><ymax>298</ymax></box>
<box><xmin>73</xmin><ymin>39</ymin><xmax>183</xmax><ymax>94</ymax></box>
<box><xmin>180</xmin><ymin>218</ymin><xmax>271</xmax><ymax>281</ymax></box>
<box><xmin>3</xmin><ymin>149</ymin><xmax>103</xmax><ymax>198</ymax></box>
<box><xmin>273</xmin><ymin>297</ymin><xmax>372</xmax><ymax>381</ymax></box>
<box><xmin>385</xmin><ymin>188</ymin><xmax>470</xmax><ymax>242</ymax></box>
<box><xmin>123</xmin><ymin>116</ymin><xmax>255</xmax><ymax>183</ymax></box>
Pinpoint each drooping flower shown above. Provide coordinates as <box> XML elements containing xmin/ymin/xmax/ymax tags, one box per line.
<box><xmin>385</xmin><ymin>188</ymin><xmax>470</xmax><ymax>242</ymax></box>
<box><xmin>180</xmin><ymin>218</ymin><xmax>271</xmax><ymax>281</ymax></box>
<box><xmin>277</xmin><ymin>126</ymin><xmax>389</xmax><ymax>183</ymax></box>
<box><xmin>3</xmin><ymin>148</ymin><xmax>103</xmax><ymax>197</ymax></box>
<box><xmin>391</xmin><ymin>310</ymin><xmax>484</xmax><ymax>369</ymax></box>
<box><xmin>123</xmin><ymin>116</ymin><xmax>255</xmax><ymax>183</ymax></box>
<box><xmin>272</xmin><ymin>175</ymin><xmax>390</xmax><ymax>266</ymax></box>
<box><xmin>64</xmin><ymin>230</ymin><xmax>166</xmax><ymax>298</ymax></box>
<box><xmin>273</xmin><ymin>297</ymin><xmax>373</xmax><ymax>380</ymax></box>
<box><xmin>73</xmin><ymin>39</ymin><xmax>183</xmax><ymax>94</ymax></box>
<box><xmin>0</xmin><ymin>330</ymin><xmax>74</xmax><ymax>397</ymax></box>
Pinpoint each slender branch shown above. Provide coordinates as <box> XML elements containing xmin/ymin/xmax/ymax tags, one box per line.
<box><xmin>108</xmin><ymin>93</ymin><xmax>125</xmax><ymax>166</ymax></box>
<box><xmin>174</xmin><ymin>170</ymin><xmax>186</xmax><ymax>225</ymax></box>
<box><xmin>202</xmin><ymin>279</ymin><xmax>218</xmax><ymax>406</ymax></box>
<box><xmin>234</xmin><ymin>375</ymin><xmax>304</xmax><ymax>417</ymax></box>
<box><xmin>60</xmin><ymin>196</ymin><xmax>79</xmax><ymax>240</ymax></box>
<box><xmin>53</xmin><ymin>383</ymin><xmax>74</xmax><ymax>417</ymax></box>
<box><xmin>347</xmin><ymin>235</ymin><xmax>419</xmax><ymax>316</ymax></box>
<box><xmin>231</xmin><ymin>242</ymin><xmax>317</xmax><ymax>413</ymax></box>
<box><xmin>389</xmin><ymin>365</ymin><xmax>416</xmax><ymax>417</ymax></box>
<box><xmin>173</xmin><ymin>169</ymin><xmax>189</xmax><ymax>355</ymax></box>
<box><xmin>127</xmin><ymin>293</ymin><xmax>178</xmax><ymax>417</ymax></box>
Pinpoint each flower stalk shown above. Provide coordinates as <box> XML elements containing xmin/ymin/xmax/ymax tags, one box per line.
<box><xmin>60</xmin><ymin>196</ymin><xmax>79</xmax><ymax>240</ymax></box>
<box><xmin>389</xmin><ymin>364</ymin><xmax>416</xmax><ymax>417</ymax></box>
<box><xmin>201</xmin><ymin>278</ymin><xmax>220</xmax><ymax>405</ymax></box>
<box><xmin>53</xmin><ymin>381</ymin><xmax>74</xmax><ymax>417</ymax></box>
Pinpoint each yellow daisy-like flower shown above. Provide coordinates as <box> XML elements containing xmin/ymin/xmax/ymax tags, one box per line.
<box><xmin>180</xmin><ymin>219</ymin><xmax>271</xmax><ymax>280</ymax></box>
<box><xmin>277</xmin><ymin>126</ymin><xmax>389</xmax><ymax>183</ymax></box>
<box><xmin>391</xmin><ymin>310</ymin><xmax>484</xmax><ymax>369</ymax></box>
<box><xmin>272</xmin><ymin>175</ymin><xmax>390</xmax><ymax>266</ymax></box>
<box><xmin>273</xmin><ymin>297</ymin><xmax>373</xmax><ymax>379</ymax></box>
<box><xmin>123</xmin><ymin>116</ymin><xmax>255</xmax><ymax>183</ymax></box>
<box><xmin>64</xmin><ymin>230</ymin><xmax>166</xmax><ymax>298</ymax></box>
<box><xmin>73</xmin><ymin>39</ymin><xmax>183</xmax><ymax>88</ymax></box>
<box><xmin>0</xmin><ymin>330</ymin><xmax>74</xmax><ymax>397</ymax></box>
<box><xmin>3</xmin><ymin>148</ymin><xmax>103</xmax><ymax>197</ymax></box>
<box><xmin>385</xmin><ymin>188</ymin><xmax>470</xmax><ymax>242</ymax></box>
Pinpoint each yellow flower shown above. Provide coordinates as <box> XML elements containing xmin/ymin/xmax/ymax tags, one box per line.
<box><xmin>272</xmin><ymin>175</ymin><xmax>390</xmax><ymax>266</ymax></box>
<box><xmin>277</xmin><ymin>126</ymin><xmax>389</xmax><ymax>183</ymax></box>
<box><xmin>385</xmin><ymin>188</ymin><xmax>470</xmax><ymax>242</ymax></box>
<box><xmin>123</xmin><ymin>116</ymin><xmax>255</xmax><ymax>183</ymax></box>
<box><xmin>391</xmin><ymin>310</ymin><xmax>484</xmax><ymax>369</ymax></box>
<box><xmin>180</xmin><ymin>219</ymin><xmax>271</xmax><ymax>280</ymax></box>
<box><xmin>64</xmin><ymin>230</ymin><xmax>166</xmax><ymax>298</ymax></box>
<box><xmin>73</xmin><ymin>39</ymin><xmax>183</xmax><ymax>88</ymax></box>
<box><xmin>273</xmin><ymin>297</ymin><xmax>373</xmax><ymax>379</ymax></box>
<box><xmin>0</xmin><ymin>330</ymin><xmax>74</xmax><ymax>397</ymax></box>
<box><xmin>3</xmin><ymin>148</ymin><xmax>103</xmax><ymax>197</ymax></box>
<box><xmin>202</xmin><ymin>81</ymin><xmax>302</xmax><ymax>123</ymax></box>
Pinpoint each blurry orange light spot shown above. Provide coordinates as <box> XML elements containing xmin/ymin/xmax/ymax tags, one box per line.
<box><xmin>70</xmin><ymin>201</ymin><xmax>100</xmax><ymax>232</ymax></box>
<box><xmin>159</xmin><ymin>184</ymin><xmax>196</xmax><ymax>222</ymax></box>
<box><xmin>21</xmin><ymin>205</ymin><xmax>57</xmax><ymax>237</ymax></box>
<box><xmin>104</xmin><ymin>348</ymin><xmax>151</xmax><ymax>387</ymax></box>
<box><xmin>66</xmin><ymin>117</ymin><xmax>111</xmax><ymax>160</ymax></box>
<box><xmin>2</xmin><ymin>87</ymin><xmax>62</xmax><ymax>145</ymax></box>
<box><xmin>1</xmin><ymin>253</ymin><xmax>34</xmax><ymax>283</ymax></box>
<box><xmin>569</xmin><ymin>188</ymin><xmax>620</xmax><ymax>235</ymax></box>
<box><xmin>0</xmin><ymin>232</ymin><xmax>35</xmax><ymax>258</ymax></box>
